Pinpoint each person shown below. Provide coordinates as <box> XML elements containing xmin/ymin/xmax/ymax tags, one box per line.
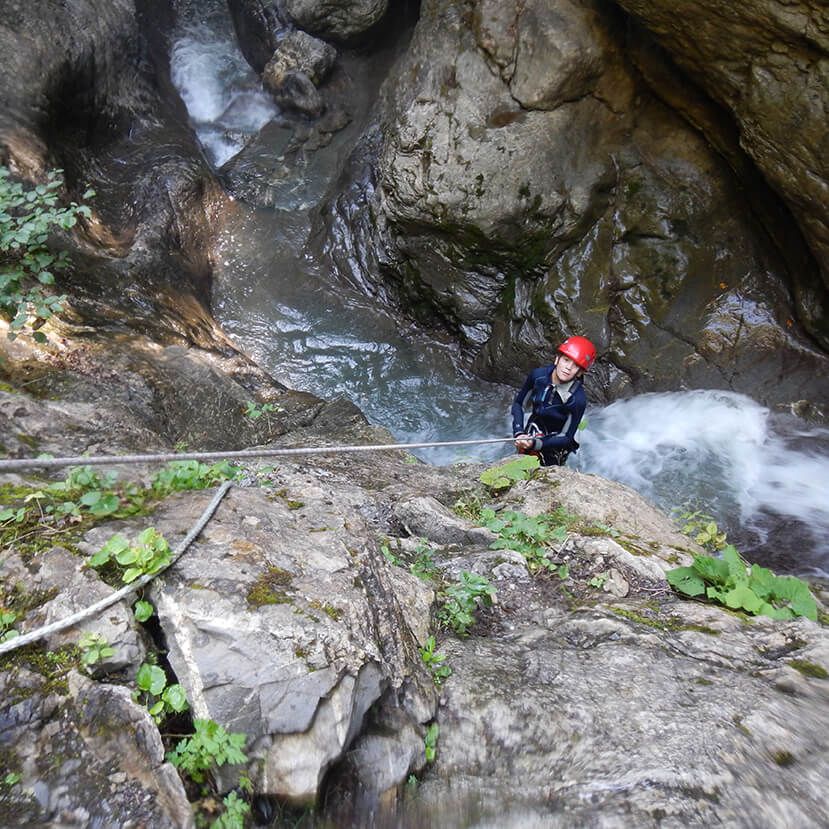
<box><xmin>511</xmin><ymin>336</ymin><xmax>597</xmax><ymax>467</ymax></box>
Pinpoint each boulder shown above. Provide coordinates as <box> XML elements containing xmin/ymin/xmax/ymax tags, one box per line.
<box><xmin>262</xmin><ymin>30</ymin><xmax>337</xmax><ymax>116</ymax></box>
<box><xmin>282</xmin><ymin>0</ymin><xmax>388</xmax><ymax>41</ymax></box>
<box><xmin>0</xmin><ymin>0</ymin><xmax>229</xmax><ymax>348</ymax></box>
<box><xmin>140</xmin><ymin>483</ymin><xmax>437</xmax><ymax>803</ymax></box>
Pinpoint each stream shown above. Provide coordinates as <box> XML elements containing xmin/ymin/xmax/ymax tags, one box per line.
<box><xmin>170</xmin><ymin>2</ymin><xmax>829</xmax><ymax>577</ymax></box>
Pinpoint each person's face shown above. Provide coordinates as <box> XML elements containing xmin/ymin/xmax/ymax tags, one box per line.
<box><xmin>554</xmin><ymin>354</ymin><xmax>580</xmax><ymax>382</ymax></box>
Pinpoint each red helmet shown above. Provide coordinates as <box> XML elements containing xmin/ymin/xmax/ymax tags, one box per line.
<box><xmin>557</xmin><ymin>336</ymin><xmax>596</xmax><ymax>371</ymax></box>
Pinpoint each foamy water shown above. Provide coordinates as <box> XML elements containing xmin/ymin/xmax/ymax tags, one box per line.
<box><xmin>170</xmin><ymin>19</ymin><xmax>277</xmax><ymax>167</ymax></box>
<box><xmin>577</xmin><ymin>391</ymin><xmax>829</xmax><ymax>573</ymax></box>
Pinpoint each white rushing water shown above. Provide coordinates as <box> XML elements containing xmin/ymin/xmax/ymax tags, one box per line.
<box><xmin>171</xmin><ymin>6</ymin><xmax>829</xmax><ymax>575</ymax></box>
<box><xmin>170</xmin><ymin>13</ymin><xmax>277</xmax><ymax>167</ymax></box>
<box><xmin>577</xmin><ymin>392</ymin><xmax>829</xmax><ymax>574</ymax></box>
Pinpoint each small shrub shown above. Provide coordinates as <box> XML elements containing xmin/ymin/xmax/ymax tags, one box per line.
<box><xmin>89</xmin><ymin>528</ymin><xmax>172</xmax><ymax>583</ymax></box>
<box><xmin>424</xmin><ymin>722</ymin><xmax>439</xmax><ymax>763</ymax></box>
<box><xmin>479</xmin><ymin>455</ymin><xmax>539</xmax><ymax>492</ymax></box>
<box><xmin>78</xmin><ymin>632</ymin><xmax>115</xmax><ymax>667</ymax></box>
<box><xmin>151</xmin><ymin>460</ymin><xmax>239</xmax><ymax>497</ymax></box>
<box><xmin>666</xmin><ymin>545</ymin><xmax>818</xmax><ymax>621</ymax></box>
<box><xmin>419</xmin><ymin>635</ymin><xmax>452</xmax><ymax>686</ymax></box>
<box><xmin>0</xmin><ymin>166</ymin><xmax>94</xmax><ymax>341</ymax></box>
<box><xmin>167</xmin><ymin>719</ymin><xmax>248</xmax><ymax>785</ymax></box>
<box><xmin>211</xmin><ymin>791</ymin><xmax>250</xmax><ymax>829</ymax></box>
<box><xmin>481</xmin><ymin>508</ymin><xmax>567</xmax><ymax>573</ymax></box>
<box><xmin>438</xmin><ymin>572</ymin><xmax>496</xmax><ymax>636</ymax></box>
<box><xmin>134</xmin><ymin>661</ymin><xmax>189</xmax><ymax>724</ymax></box>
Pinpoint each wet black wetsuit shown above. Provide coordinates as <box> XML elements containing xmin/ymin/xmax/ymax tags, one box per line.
<box><xmin>511</xmin><ymin>365</ymin><xmax>586</xmax><ymax>466</ymax></box>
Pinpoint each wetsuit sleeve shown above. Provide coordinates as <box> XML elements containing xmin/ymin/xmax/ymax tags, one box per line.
<box><xmin>538</xmin><ymin>396</ymin><xmax>585</xmax><ymax>451</ymax></box>
<box><xmin>511</xmin><ymin>372</ymin><xmax>534</xmax><ymax>436</ymax></box>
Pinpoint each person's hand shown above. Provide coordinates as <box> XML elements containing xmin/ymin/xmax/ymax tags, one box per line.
<box><xmin>514</xmin><ymin>434</ymin><xmax>534</xmax><ymax>452</ymax></box>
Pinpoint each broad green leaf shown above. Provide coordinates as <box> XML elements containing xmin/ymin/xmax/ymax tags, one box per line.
<box><xmin>137</xmin><ymin>664</ymin><xmax>167</xmax><ymax>696</ymax></box>
<box><xmin>134</xmin><ymin>600</ymin><xmax>153</xmax><ymax>623</ymax></box>
<box><xmin>723</xmin><ymin>584</ymin><xmax>763</xmax><ymax>614</ymax></box>
<box><xmin>122</xmin><ymin>566</ymin><xmax>143</xmax><ymax>583</ymax></box>
<box><xmin>88</xmin><ymin>548</ymin><xmax>111</xmax><ymax>568</ymax></box>
<box><xmin>721</xmin><ymin>545</ymin><xmax>748</xmax><ymax>582</ymax></box>
<box><xmin>666</xmin><ymin>566</ymin><xmax>705</xmax><ymax>597</ymax></box>
<box><xmin>692</xmin><ymin>555</ymin><xmax>730</xmax><ymax>585</ymax></box>
<box><xmin>79</xmin><ymin>490</ymin><xmax>102</xmax><ymax>506</ymax></box>
<box><xmin>748</xmin><ymin>565</ymin><xmax>776</xmax><ymax>599</ymax></box>
<box><xmin>162</xmin><ymin>684</ymin><xmax>189</xmax><ymax>712</ymax></box>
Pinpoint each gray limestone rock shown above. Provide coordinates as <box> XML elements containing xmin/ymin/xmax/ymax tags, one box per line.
<box><xmin>282</xmin><ymin>0</ymin><xmax>388</xmax><ymax>41</ymax></box>
<box><xmin>0</xmin><ymin>669</ymin><xmax>193</xmax><ymax>828</ymax></box>
<box><xmin>262</xmin><ymin>30</ymin><xmax>337</xmax><ymax>116</ymax></box>
<box><xmin>318</xmin><ymin>0</ymin><xmax>829</xmax><ymax>408</ymax></box>
<box><xmin>141</xmin><ymin>485</ymin><xmax>437</xmax><ymax>803</ymax></box>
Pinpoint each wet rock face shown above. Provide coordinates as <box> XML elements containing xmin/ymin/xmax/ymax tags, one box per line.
<box><xmin>262</xmin><ymin>29</ymin><xmax>338</xmax><ymax>116</ymax></box>
<box><xmin>0</xmin><ymin>0</ymin><xmax>227</xmax><ymax>346</ymax></box>
<box><xmin>283</xmin><ymin>0</ymin><xmax>389</xmax><ymax>41</ymax></box>
<box><xmin>319</xmin><ymin>0</ymin><xmax>829</xmax><ymax>408</ymax></box>
<box><xmin>613</xmin><ymin>0</ymin><xmax>829</xmax><ymax>330</ymax></box>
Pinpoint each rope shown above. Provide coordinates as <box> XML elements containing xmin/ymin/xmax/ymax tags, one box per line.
<box><xmin>0</xmin><ymin>436</ymin><xmax>516</xmax><ymax>472</ymax></box>
<box><xmin>0</xmin><ymin>480</ymin><xmax>233</xmax><ymax>657</ymax></box>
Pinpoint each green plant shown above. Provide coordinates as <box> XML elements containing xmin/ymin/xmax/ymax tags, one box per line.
<box><xmin>210</xmin><ymin>791</ymin><xmax>251</xmax><ymax>829</ymax></box>
<box><xmin>419</xmin><ymin>635</ymin><xmax>452</xmax><ymax>686</ymax></box>
<box><xmin>78</xmin><ymin>632</ymin><xmax>115</xmax><ymax>667</ymax></box>
<box><xmin>666</xmin><ymin>545</ymin><xmax>818</xmax><ymax>621</ymax></box>
<box><xmin>410</xmin><ymin>540</ymin><xmax>438</xmax><ymax>581</ymax></box>
<box><xmin>133</xmin><ymin>599</ymin><xmax>154</xmax><ymax>622</ymax></box>
<box><xmin>134</xmin><ymin>661</ymin><xmax>189</xmax><ymax>724</ymax></box>
<box><xmin>151</xmin><ymin>460</ymin><xmax>240</xmax><ymax>497</ymax></box>
<box><xmin>676</xmin><ymin>510</ymin><xmax>728</xmax><ymax>551</ymax></box>
<box><xmin>89</xmin><ymin>528</ymin><xmax>172</xmax><ymax>583</ymax></box>
<box><xmin>452</xmin><ymin>492</ymin><xmax>484</xmax><ymax>523</ymax></box>
<box><xmin>481</xmin><ymin>508</ymin><xmax>567</xmax><ymax>573</ymax></box>
<box><xmin>0</xmin><ymin>166</ymin><xmax>94</xmax><ymax>341</ymax></box>
<box><xmin>380</xmin><ymin>541</ymin><xmax>401</xmax><ymax>566</ymax></box>
<box><xmin>588</xmin><ymin>573</ymin><xmax>608</xmax><ymax>589</ymax></box>
<box><xmin>167</xmin><ymin>719</ymin><xmax>248</xmax><ymax>785</ymax></box>
<box><xmin>424</xmin><ymin>722</ymin><xmax>439</xmax><ymax>763</ymax></box>
<box><xmin>438</xmin><ymin>571</ymin><xmax>496</xmax><ymax>636</ymax></box>
<box><xmin>0</xmin><ymin>608</ymin><xmax>19</xmax><ymax>643</ymax></box>
<box><xmin>244</xmin><ymin>400</ymin><xmax>281</xmax><ymax>420</ymax></box>
<box><xmin>479</xmin><ymin>455</ymin><xmax>540</xmax><ymax>492</ymax></box>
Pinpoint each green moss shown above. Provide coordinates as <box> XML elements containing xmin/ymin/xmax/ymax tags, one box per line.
<box><xmin>309</xmin><ymin>600</ymin><xmax>343</xmax><ymax>621</ymax></box>
<box><xmin>0</xmin><ymin>381</ymin><xmax>17</xmax><ymax>393</ymax></box>
<box><xmin>772</xmin><ymin>750</ymin><xmax>795</xmax><ymax>767</ymax></box>
<box><xmin>611</xmin><ymin>607</ymin><xmax>719</xmax><ymax>635</ymax></box>
<box><xmin>14</xmin><ymin>434</ymin><xmax>39</xmax><ymax>450</ymax></box>
<box><xmin>286</xmin><ymin>500</ymin><xmax>304</xmax><ymax>510</ymax></box>
<box><xmin>246</xmin><ymin>567</ymin><xmax>295</xmax><ymax>608</ymax></box>
<box><xmin>0</xmin><ymin>644</ymin><xmax>78</xmax><ymax>700</ymax></box>
<box><xmin>694</xmin><ymin>677</ymin><xmax>714</xmax><ymax>686</ymax></box>
<box><xmin>732</xmin><ymin>715</ymin><xmax>751</xmax><ymax>737</ymax></box>
<box><xmin>788</xmin><ymin>659</ymin><xmax>828</xmax><ymax>679</ymax></box>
